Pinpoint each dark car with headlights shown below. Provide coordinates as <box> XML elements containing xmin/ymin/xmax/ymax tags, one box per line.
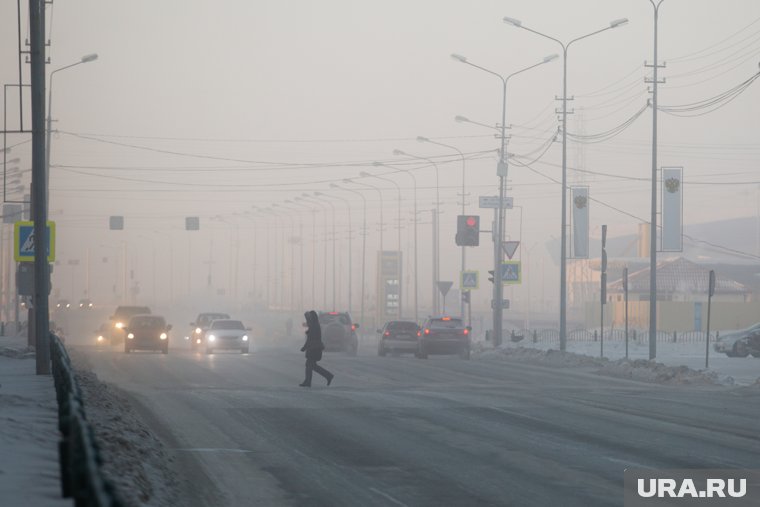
<box><xmin>377</xmin><ymin>320</ymin><xmax>420</xmax><ymax>356</ymax></box>
<box><xmin>416</xmin><ymin>316</ymin><xmax>471</xmax><ymax>359</ymax></box>
<box><xmin>108</xmin><ymin>305</ymin><xmax>152</xmax><ymax>344</ymax></box>
<box><xmin>317</xmin><ymin>311</ymin><xmax>359</xmax><ymax>356</ymax></box>
<box><xmin>204</xmin><ymin>319</ymin><xmax>251</xmax><ymax>354</ymax></box>
<box><xmin>124</xmin><ymin>314</ymin><xmax>171</xmax><ymax>354</ymax></box>
<box><xmin>189</xmin><ymin>312</ymin><xmax>231</xmax><ymax>350</ymax></box>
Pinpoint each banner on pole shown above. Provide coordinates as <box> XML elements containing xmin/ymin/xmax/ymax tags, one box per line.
<box><xmin>571</xmin><ymin>186</ymin><xmax>589</xmax><ymax>259</ymax></box>
<box><xmin>662</xmin><ymin>167</ymin><xmax>683</xmax><ymax>251</ymax></box>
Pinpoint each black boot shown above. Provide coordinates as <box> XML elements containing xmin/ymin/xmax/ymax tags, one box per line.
<box><xmin>299</xmin><ymin>382</ymin><xmax>311</xmax><ymax>387</ymax></box>
<box><xmin>326</xmin><ymin>373</ymin><xmax>334</xmax><ymax>386</ymax></box>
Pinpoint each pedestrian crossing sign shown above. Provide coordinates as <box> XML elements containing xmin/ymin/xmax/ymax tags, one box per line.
<box><xmin>501</xmin><ymin>261</ymin><xmax>521</xmax><ymax>285</ymax></box>
<box><xmin>14</xmin><ymin>221</ymin><xmax>56</xmax><ymax>262</ymax></box>
<box><xmin>460</xmin><ymin>270</ymin><xmax>479</xmax><ymax>290</ymax></box>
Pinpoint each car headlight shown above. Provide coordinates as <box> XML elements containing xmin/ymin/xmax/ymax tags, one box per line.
<box><xmin>242</xmin><ymin>335</ymin><xmax>249</xmax><ymax>341</ymax></box>
<box><xmin>196</xmin><ymin>338</ymin><xmax>201</xmax><ymax>344</ymax></box>
<box><xmin>160</xmin><ymin>333</ymin><xmax>168</xmax><ymax>340</ymax></box>
<box><xmin>115</xmin><ymin>322</ymin><xmax>124</xmax><ymax>329</ymax></box>
<box><xmin>208</xmin><ymin>335</ymin><xmax>216</xmax><ymax>342</ymax></box>
<box><xmin>127</xmin><ymin>333</ymin><xmax>134</xmax><ymax>339</ymax></box>
<box><xmin>97</xmin><ymin>336</ymin><xmax>104</xmax><ymax>342</ymax></box>
<box><xmin>195</xmin><ymin>327</ymin><xmax>202</xmax><ymax>334</ymax></box>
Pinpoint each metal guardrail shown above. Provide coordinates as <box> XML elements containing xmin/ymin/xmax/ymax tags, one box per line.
<box><xmin>49</xmin><ymin>333</ymin><xmax>124</xmax><ymax>507</ymax></box>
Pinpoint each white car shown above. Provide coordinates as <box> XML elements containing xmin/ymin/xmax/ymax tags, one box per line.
<box><xmin>714</xmin><ymin>322</ymin><xmax>760</xmax><ymax>357</ymax></box>
<box><xmin>204</xmin><ymin>319</ymin><xmax>251</xmax><ymax>354</ymax></box>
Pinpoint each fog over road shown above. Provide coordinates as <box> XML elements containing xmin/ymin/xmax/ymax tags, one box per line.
<box><xmin>76</xmin><ymin>341</ymin><xmax>760</xmax><ymax>507</ymax></box>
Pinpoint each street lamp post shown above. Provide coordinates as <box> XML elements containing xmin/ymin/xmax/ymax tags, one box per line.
<box><xmin>392</xmin><ymin>150</ymin><xmax>440</xmax><ymax>315</ymax></box>
<box><xmin>337</xmin><ymin>182</ymin><xmax>368</xmax><ymax>331</ymax></box>
<box><xmin>417</xmin><ymin>137</ymin><xmax>467</xmax><ymax>318</ymax></box>
<box><xmin>503</xmin><ymin>15</ymin><xmax>628</xmax><ymax>352</ymax></box>
<box><xmin>292</xmin><ymin>198</ymin><xmax>319</xmax><ymax>309</ymax></box>
<box><xmin>385</xmin><ymin>155</ymin><xmax>420</xmax><ymax>322</ymax></box>
<box><xmin>647</xmin><ymin>0</ymin><xmax>665</xmax><ymax>360</ymax></box>
<box><xmin>314</xmin><ymin>192</ymin><xmax>338</xmax><ymax>310</ymax></box>
<box><xmin>366</xmin><ymin>168</ymin><xmax>403</xmax><ymax>319</ymax></box>
<box><xmin>327</xmin><ymin>187</ymin><xmax>354</xmax><ymax>315</ymax></box>
<box><xmin>46</xmin><ymin>53</ymin><xmax>98</xmax><ymax>207</ymax></box>
<box><xmin>451</xmin><ymin>52</ymin><xmax>557</xmax><ymax>346</ymax></box>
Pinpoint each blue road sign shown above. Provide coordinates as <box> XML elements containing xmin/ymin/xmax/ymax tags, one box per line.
<box><xmin>501</xmin><ymin>261</ymin><xmax>521</xmax><ymax>285</ymax></box>
<box><xmin>14</xmin><ymin>221</ymin><xmax>56</xmax><ymax>262</ymax></box>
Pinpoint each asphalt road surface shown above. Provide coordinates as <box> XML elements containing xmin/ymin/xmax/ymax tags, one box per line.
<box><xmin>76</xmin><ymin>340</ymin><xmax>760</xmax><ymax>507</ymax></box>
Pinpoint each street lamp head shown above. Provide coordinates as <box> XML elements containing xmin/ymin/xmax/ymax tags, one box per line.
<box><xmin>359</xmin><ymin>171</ymin><xmax>371</xmax><ymax>177</ymax></box>
<box><xmin>543</xmin><ymin>53</ymin><xmax>559</xmax><ymax>63</ymax></box>
<box><xmin>301</xmin><ymin>193</ymin><xmax>310</xmax><ymax>198</ymax></box>
<box><xmin>371</xmin><ymin>161</ymin><xmax>383</xmax><ymax>167</ymax></box>
<box><xmin>450</xmin><ymin>53</ymin><xmax>468</xmax><ymax>63</ymax></box>
<box><xmin>314</xmin><ymin>191</ymin><xmax>324</xmax><ymax>196</ymax></box>
<box><xmin>81</xmin><ymin>53</ymin><xmax>98</xmax><ymax>63</ymax></box>
<box><xmin>4</xmin><ymin>157</ymin><xmax>20</xmax><ymax>164</ymax></box>
<box><xmin>392</xmin><ymin>149</ymin><xmax>406</xmax><ymax>156</ymax></box>
<box><xmin>610</xmin><ymin>18</ymin><xmax>629</xmax><ymax>28</ymax></box>
<box><xmin>416</xmin><ymin>136</ymin><xmax>430</xmax><ymax>143</ymax></box>
<box><xmin>503</xmin><ymin>17</ymin><xmax>522</xmax><ymax>27</ymax></box>
<box><xmin>329</xmin><ymin>183</ymin><xmax>340</xmax><ymax>189</ymax></box>
<box><xmin>454</xmin><ymin>115</ymin><xmax>470</xmax><ymax>123</ymax></box>
<box><xmin>342</xmin><ymin>178</ymin><xmax>353</xmax><ymax>184</ymax></box>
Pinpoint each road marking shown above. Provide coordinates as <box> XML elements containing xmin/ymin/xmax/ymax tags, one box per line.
<box><xmin>368</xmin><ymin>487</ymin><xmax>409</xmax><ymax>507</ymax></box>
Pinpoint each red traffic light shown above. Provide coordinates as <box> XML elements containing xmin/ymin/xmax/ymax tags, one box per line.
<box><xmin>466</xmin><ymin>216</ymin><xmax>476</xmax><ymax>227</ymax></box>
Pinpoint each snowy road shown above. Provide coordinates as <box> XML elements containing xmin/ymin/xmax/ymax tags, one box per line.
<box><xmin>75</xmin><ymin>342</ymin><xmax>760</xmax><ymax>507</ymax></box>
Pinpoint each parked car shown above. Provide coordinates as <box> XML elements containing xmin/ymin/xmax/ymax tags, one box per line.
<box><xmin>124</xmin><ymin>314</ymin><xmax>171</xmax><ymax>354</ymax></box>
<box><xmin>188</xmin><ymin>312</ymin><xmax>231</xmax><ymax>350</ymax></box>
<box><xmin>317</xmin><ymin>311</ymin><xmax>359</xmax><ymax>355</ymax></box>
<box><xmin>204</xmin><ymin>319</ymin><xmax>250</xmax><ymax>354</ymax></box>
<box><xmin>714</xmin><ymin>322</ymin><xmax>760</xmax><ymax>357</ymax></box>
<box><xmin>108</xmin><ymin>305</ymin><xmax>152</xmax><ymax>344</ymax></box>
<box><xmin>377</xmin><ymin>320</ymin><xmax>420</xmax><ymax>356</ymax></box>
<box><xmin>416</xmin><ymin>316</ymin><xmax>471</xmax><ymax>359</ymax></box>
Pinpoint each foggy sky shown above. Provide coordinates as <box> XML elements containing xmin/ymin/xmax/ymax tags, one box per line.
<box><xmin>0</xmin><ymin>0</ymin><xmax>758</xmax><ymax>312</ymax></box>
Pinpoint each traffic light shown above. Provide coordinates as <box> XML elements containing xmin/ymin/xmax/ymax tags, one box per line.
<box><xmin>456</xmin><ymin>215</ymin><xmax>480</xmax><ymax>246</ymax></box>
<box><xmin>462</xmin><ymin>291</ymin><xmax>471</xmax><ymax>304</ymax></box>
<box><xmin>487</xmin><ymin>270</ymin><xmax>495</xmax><ymax>284</ymax></box>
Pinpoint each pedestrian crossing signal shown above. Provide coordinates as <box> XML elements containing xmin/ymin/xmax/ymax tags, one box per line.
<box><xmin>462</xmin><ymin>291</ymin><xmax>471</xmax><ymax>304</ymax></box>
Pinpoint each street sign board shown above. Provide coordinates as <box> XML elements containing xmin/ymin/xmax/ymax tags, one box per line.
<box><xmin>14</xmin><ymin>221</ymin><xmax>56</xmax><ymax>262</ymax></box>
<box><xmin>501</xmin><ymin>261</ymin><xmax>521</xmax><ymax>285</ymax></box>
<box><xmin>491</xmin><ymin>299</ymin><xmax>510</xmax><ymax>309</ymax></box>
<box><xmin>436</xmin><ymin>281</ymin><xmax>453</xmax><ymax>297</ymax></box>
<box><xmin>479</xmin><ymin>196</ymin><xmax>514</xmax><ymax>209</ymax></box>
<box><xmin>502</xmin><ymin>241</ymin><xmax>520</xmax><ymax>260</ymax></box>
<box><xmin>460</xmin><ymin>270</ymin><xmax>479</xmax><ymax>290</ymax></box>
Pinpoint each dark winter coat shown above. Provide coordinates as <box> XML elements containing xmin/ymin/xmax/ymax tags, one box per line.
<box><xmin>301</xmin><ymin>311</ymin><xmax>325</xmax><ymax>361</ymax></box>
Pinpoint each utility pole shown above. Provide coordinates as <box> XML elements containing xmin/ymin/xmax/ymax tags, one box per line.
<box><xmin>646</xmin><ymin>0</ymin><xmax>666</xmax><ymax>360</ymax></box>
<box><xmin>30</xmin><ymin>0</ymin><xmax>50</xmax><ymax>374</ymax></box>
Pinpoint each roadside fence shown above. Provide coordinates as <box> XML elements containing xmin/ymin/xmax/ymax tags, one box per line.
<box><xmin>49</xmin><ymin>333</ymin><xmax>124</xmax><ymax>507</ymax></box>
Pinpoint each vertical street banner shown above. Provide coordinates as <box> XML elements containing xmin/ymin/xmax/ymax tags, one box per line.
<box><xmin>662</xmin><ymin>167</ymin><xmax>683</xmax><ymax>251</ymax></box>
<box><xmin>571</xmin><ymin>186</ymin><xmax>589</xmax><ymax>259</ymax></box>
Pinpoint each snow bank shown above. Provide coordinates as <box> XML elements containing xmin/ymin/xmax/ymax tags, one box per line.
<box><xmin>474</xmin><ymin>344</ymin><xmax>723</xmax><ymax>386</ymax></box>
<box><xmin>68</xmin><ymin>350</ymin><xmax>181</xmax><ymax>507</ymax></box>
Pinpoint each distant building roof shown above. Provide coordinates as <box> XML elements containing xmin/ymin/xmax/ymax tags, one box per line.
<box><xmin>608</xmin><ymin>257</ymin><xmax>748</xmax><ymax>295</ymax></box>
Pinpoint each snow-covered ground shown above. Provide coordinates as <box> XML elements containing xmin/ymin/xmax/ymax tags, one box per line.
<box><xmin>0</xmin><ymin>333</ymin><xmax>180</xmax><ymax>507</ymax></box>
<box><xmin>474</xmin><ymin>337</ymin><xmax>760</xmax><ymax>386</ymax></box>
<box><xmin>0</xmin><ymin>334</ymin><xmax>69</xmax><ymax>507</ymax></box>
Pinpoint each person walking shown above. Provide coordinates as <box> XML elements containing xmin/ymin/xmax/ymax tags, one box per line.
<box><xmin>299</xmin><ymin>310</ymin><xmax>334</xmax><ymax>387</ymax></box>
